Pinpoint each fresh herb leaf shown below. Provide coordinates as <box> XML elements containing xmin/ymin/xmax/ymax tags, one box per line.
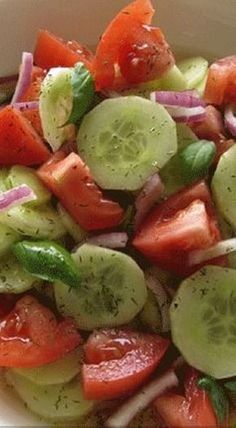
<box><xmin>198</xmin><ymin>376</ymin><xmax>229</xmax><ymax>423</ymax></box>
<box><xmin>67</xmin><ymin>62</ymin><xmax>94</xmax><ymax>125</ymax></box>
<box><xmin>12</xmin><ymin>240</ymin><xmax>81</xmax><ymax>288</ymax></box>
<box><xmin>179</xmin><ymin>140</ymin><xmax>216</xmax><ymax>183</ymax></box>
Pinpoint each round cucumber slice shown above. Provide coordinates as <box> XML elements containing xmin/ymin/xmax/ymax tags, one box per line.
<box><xmin>7</xmin><ymin>166</ymin><xmax>51</xmax><ymax>206</ymax></box>
<box><xmin>0</xmin><ymin>204</ymin><xmax>66</xmax><ymax>239</ymax></box>
<box><xmin>177</xmin><ymin>57</ymin><xmax>208</xmax><ymax>89</ymax></box>
<box><xmin>0</xmin><ymin>223</ymin><xmax>19</xmax><ymax>258</ymax></box>
<box><xmin>0</xmin><ymin>255</ymin><xmax>37</xmax><ymax>293</ymax></box>
<box><xmin>54</xmin><ymin>243</ymin><xmax>147</xmax><ymax>330</ymax></box>
<box><xmin>77</xmin><ymin>96</ymin><xmax>177</xmax><ymax>191</ymax></box>
<box><xmin>6</xmin><ymin>370</ymin><xmax>94</xmax><ymax>422</ymax></box>
<box><xmin>212</xmin><ymin>145</ymin><xmax>236</xmax><ymax>232</ymax></box>
<box><xmin>39</xmin><ymin>67</ymin><xmax>76</xmax><ymax>152</ymax></box>
<box><xmin>12</xmin><ymin>348</ymin><xmax>83</xmax><ymax>385</ymax></box>
<box><xmin>170</xmin><ymin>265</ymin><xmax>236</xmax><ymax>379</ymax></box>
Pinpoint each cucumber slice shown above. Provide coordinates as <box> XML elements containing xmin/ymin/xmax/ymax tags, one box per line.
<box><xmin>7</xmin><ymin>166</ymin><xmax>51</xmax><ymax>206</ymax></box>
<box><xmin>160</xmin><ymin>124</ymin><xmax>198</xmax><ymax>195</ymax></box>
<box><xmin>12</xmin><ymin>348</ymin><xmax>83</xmax><ymax>385</ymax></box>
<box><xmin>212</xmin><ymin>145</ymin><xmax>236</xmax><ymax>232</ymax></box>
<box><xmin>6</xmin><ymin>370</ymin><xmax>94</xmax><ymax>422</ymax></box>
<box><xmin>54</xmin><ymin>243</ymin><xmax>147</xmax><ymax>330</ymax></box>
<box><xmin>78</xmin><ymin>96</ymin><xmax>177</xmax><ymax>191</ymax></box>
<box><xmin>177</xmin><ymin>57</ymin><xmax>209</xmax><ymax>89</ymax></box>
<box><xmin>0</xmin><ymin>223</ymin><xmax>19</xmax><ymax>258</ymax></box>
<box><xmin>39</xmin><ymin>67</ymin><xmax>76</xmax><ymax>152</ymax></box>
<box><xmin>170</xmin><ymin>265</ymin><xmax>236</xmax><ymax>379</ymax></box>
<box><xmin>0</xmin><ymin>168</ymin><xmax>9</xmax><ymax>191</ymax></box>
<box><xmin>195</xmin><ymin>72</ymin><xmax>208</xmax><ymax>97</ymax></box>
<box><xmin>139</xmin><ymin>289</ymin><xmax>162</xmax><ymax>333</ymax></box>
<box><xmin>0</xmin><ymin>255</ymin><xmax>36</xmax><ymax>293</ymax></box>
<box><xmin>58</xmin><ymin>203</ymin><xmax>87</xmax><ymax>243</ymax></box>
<box><xmin>123</xmin><ymin>65</ymin><xmax>188</xmax><ymax>95</ymax></box>
<box><xmin>0</xmin><ymin>204</ymin><xmax>66</xmax><ymax>239</ymax></box>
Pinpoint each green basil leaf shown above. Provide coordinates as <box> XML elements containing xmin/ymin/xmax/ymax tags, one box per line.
<box><xmin>198</xmin><ymin>376</ymin><xmax>229</xmax><ymax>423</ymax></box>
<box><xmin>13</xmin><ymin>240</ymin><xmax>81</xmax><ymax>288</ymax></box>
<box><xmin>67</xmin><ymin>62</ymin><xmax>94</xmax><ymax>125</ymax></box>
<box><xmin>179</xmin><ymin>140</ymin><xmax>216</xmax><ymax>183</ymax></box>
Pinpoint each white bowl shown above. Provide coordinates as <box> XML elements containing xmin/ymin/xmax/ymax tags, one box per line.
<box><xmin>0</xmin><ymin>0</ymin><xmax>235</xmax><ymax>425</ymax></box>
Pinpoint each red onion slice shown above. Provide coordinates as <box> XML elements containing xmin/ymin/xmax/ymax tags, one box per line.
<box><xmin>87</xmin><ymin>232</ymin><xmax>128</xmax><ymax>249</ymax></box>
<box><xmin>166</xmin><ymin>105</ymin><xmax>206</xmax><ymax>123</ymax></box>
<box><xmin>11</xmin><ymin>52</ymin><xmax>33</xmax><ymax>104</ymax></box>
<box><xmin>150</xmin><ymin>90</ymin><xmax>206</xmax><ymax>108</ymax></box>
<box><xmin>145</xmin><ymin>269</ymin><xmax>171</xmax><ymax>333</ymax></box>
<box><xmin>105</xmin><ymin>370</ymin><xmax>178</xmax><ymax>428</ymax></box>
<box><xmin>134</xmin><ymin>173</ymin><xmax>164</xmax><ymax>229</ymax></box>
<box><xmin>224</xmin><ymin>105</ymin><xmax>236</xmax><ymax>137</ymax></box>
<box><xmin>13</xmin><ymin>101</ymin><xmax>39</xmax><ymax>111</ymax></box>
<box><xmin>189</xmin><ymin>238</ymin><xmax>236</xmax><ymax>266</ymax></box>
<box><xmin>0</xmin><ymin>185</ymin><xmax>36</xmax><ymax>212</ymax></box>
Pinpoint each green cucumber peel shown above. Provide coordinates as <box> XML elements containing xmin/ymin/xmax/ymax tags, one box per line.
<box><xmin>64</xmin><ymin>62</ymin><xmax>94</xmax><ymax>126</ymax></box>
<box><xmin>12</xmin><ymin>240</ymin><xmax>81</xmax><ymax>288</ymax></box>
<box><xmin>198</xmin><ymin>376</ymin><xmax>229</xmax><ymax>423</ymax></box>
<box><xmin>179</xmin><ymin>140</ymin><xmax>216</xmax><ymax>183</ymax></box>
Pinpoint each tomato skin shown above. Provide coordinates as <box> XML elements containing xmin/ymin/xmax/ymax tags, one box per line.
<box><xmin>118</xmin><ymin>25</ymin><xmax>174</xmax><ymax>85</ymax></box>
<box><xmin>82</xmin><ymin>329</ymin><xmax>169</xmax><ymax>400</ymax></box>
<box><xmin>37</xmin><ymin>152</ymin><xmax>124</xmax><ymax>231</ymax></box>
<box><xmin>204</xmin><ymin>56</ymin><xmax>236</xmax><ymax>105</ymax></box>
<box><xmin>191</xmin><ymin>106</ymin><xmax>235</xmax><ymax>163</ymax></box>
<box><xmin>154</xmin><ymin>369</ymin><xmax>217</xmax><ymax>428</ymax></box>
<box><xmin>0</xmin><ymin>106</ymin><xmax>50</xmax><ymax>166</ymax></box>
<box><xmin>94</xmin><ymin>0</ymin><xmax>174</xmax><ymax>90</ymax></box>
<box><xmin>34</xmin><ymin>30</ymin><xmax>94</xmax><ymax>71</ymax></box>
<box><xmin>19</xmin><ymin>66</ymin><xmax>45</xmax><ymax>138</ymax></box>
<box><xmin>132</xmin><ymin>181</ymin><xmax>224</xmax><ymax>277</ymax></box>
<box><xmin>84</xmin><ymin>328</ymin><xmax>156</xmax><ymax>364</ymax></box>
<box><xmin>0</xmin><ymin>296</ymin><xmax>81</xmax><ymax>368</ymax></box>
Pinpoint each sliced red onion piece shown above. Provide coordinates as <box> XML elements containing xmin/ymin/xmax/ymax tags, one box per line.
<box><xmin>150</xmin><ymin>90</ymin><xmax>206</xmax><ymax>108</ymax></box>
<box><xmin>11</xmin><ymin>52</ymin><xmax>33</xmax><ymax>104</ymax></box>
<box><xmin>224</xmin><ymin>105</ymin><xmax>236</xmax><ymax>137</ymax></box>
<box><xmin>134</xmin><ymin>173</ymin><xmax>164</xmax><ymax>230</ymax></box>
<box><xmin>166</xmin><ymin>105</ymin><xmax>206</xmax><ymax>123</ymax></box>
<box><xmin>105</xmin><ymin>370</ymin><xmax>178</xmax><ymax>428</ymax></box>
<box><xmin>0</xmin><ymin>185</ymin><xmax>36</xmax><ymax>212</ymax></box>
<box><xmin>145</xmin><ymin>269</ymin><xmax>171</xmax><ymax>333</ymax></box>
<box><xmin>13</xmin><ymin>101</ymin><xmax>39</xmax><ymax>111</ymax></box>
<box><xmin>87</xmin><ymin>232</ymin><xmax>128</xmax><ymax>249</ymax></box>
<box><xmin>189</xmin><ymin>238</ymin><xmax>236</xmax><ymax>266</ymax></box>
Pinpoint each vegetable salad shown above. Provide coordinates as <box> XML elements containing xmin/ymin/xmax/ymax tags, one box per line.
<box><xmin>0</xmin><ymin>0</ymin><xmax>236</xmax><ymax>426</ymax></box>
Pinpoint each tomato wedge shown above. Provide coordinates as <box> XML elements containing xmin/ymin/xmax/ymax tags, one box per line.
<box><xmin>34</xmin><ymin>30</ymin><xmax>94</xmax><ymax>71</ymax></box>
<box><xmin>94</xmin><ymin>0</ymin><xmax>174</xmax><ymax>90</ymax></box>
<box><xmin>0</xmin><ymin>295</ymin><xmax>81</xmax><ymax>368</ymax></box>
<box><xmin>82</xmin><ymin>329</ymin><xmax>169</xmax><ymax>400</ymax></box>
<box><xmin>37</xmin><ymin>152</ymin><xmax>124</xmax><ymax>231</ymax></box>
<box><xmin>191</xmin><ymin>106</ymin><xmax>235</xmax><ymax>163</ymax></box>
<box><xmin>20</xmin><ymin>66</ymin><xmax>45</xmax><ymax>138</ymax></box>
<box><xmin>204</xmin><ymin>56</ymin><xmax>236</xmax><ymax>105</ymax></box>
<box><xmin>0</xmin><ymin>106</ymin><xmax>50</xmax><ymax>166</ymax></box>
<box><xmin>132</xmin><ymin>181</ymin><xmax>224</xmax><ymax>277</ymax></box>
<box><xmin>154</xmin><ymin>368</ymin><xmax>217</xmax><ymax>427</ymax></box>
